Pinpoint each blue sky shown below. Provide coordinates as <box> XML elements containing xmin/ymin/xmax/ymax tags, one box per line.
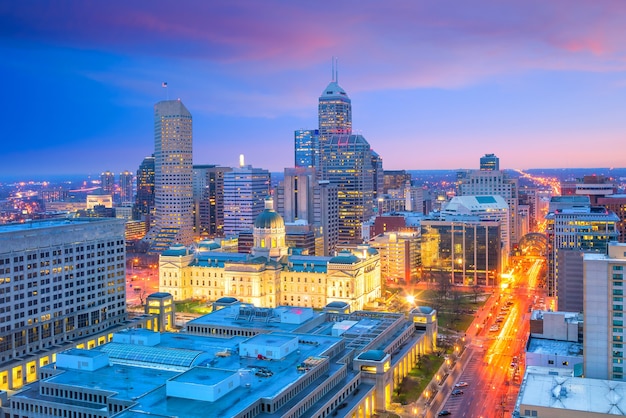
<box><xmin>1</xmin><ymin>0</ymin><xmax>626</xmax><ymax>178</ymax></box>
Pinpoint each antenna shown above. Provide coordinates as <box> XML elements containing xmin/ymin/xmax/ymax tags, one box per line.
<box><xmin>335</xmin><ymin>57</ymin><xmax>338</xmax><ymax>83</ymax></box>
<box><xmin>331</xmin><ymin>56</ymin><xmax>335</xmax><ymax>82</ymax></box>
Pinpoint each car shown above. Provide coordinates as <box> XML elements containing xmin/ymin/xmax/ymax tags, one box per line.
<box><xmin>451</xmin><ymin>389</ymin><xmax>463</xmax><ymax>396</ymax></box>
<box><xmin>455</xmin><ymin>381</ymin><xmax>469</xmax><ymax>388</ymax></box>
<box><xmin>438</xmin><ymin>411</ymin><xmax>452</xmax><ymax>416</ymax></box>
<box><xmin>489</xmin><ymin>325</ymin><xmax>500</xmax><ymax>332</ymax></box>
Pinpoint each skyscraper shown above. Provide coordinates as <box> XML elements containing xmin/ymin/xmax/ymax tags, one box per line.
<box><xmin>480</xmin><ymin>153</ymin><xmax>499</xmax><ymax>171</ymax></box>
<box><xmin>100</xmin><ymin>171</ymin><xmax>115</xmax><ymax>196</ymax></box>
<box><xmin>145</xmin><ymin>100</ymin><xmax>194</xmax><ymax>253</ymax></box>
<box><xmin>134</xmin><ymin>155</ymin><xmax>155</xmax><ymax>221</ymax></box>
<box><xmin>294</xmin><ymin>129</ymin><xmax>319</xmax><ymax>168</ymax></box>
<box><xmin>321</xmin><ymin>134</ymin><xmax>375</xmax><ymax>244</ymax></box>
<box><xmin>192</xmin><ymin>165</ymin><xmax>232</xmax><ymax>237</ymax></box>
<box><xmin>223</xmin><ymin>161</ymin><xmax>270</xmax><ymax>237</ymax></box>
<box><xmin>118</xmin><ymin>170</ymin><xmax>134</xmax><ymax>205</ymax></box>
<box><xmin>318</xmin><ymin>62</ymin><xmax>352</xmax><ymax>177</ymax></box>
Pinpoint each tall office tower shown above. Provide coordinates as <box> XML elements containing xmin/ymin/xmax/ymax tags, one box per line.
<box><xmin>457</xmin><ymin>165</ymin><xmax>519</xmax><ymax>246</ymax></box>
<box><xmin>583</xmin><ymin>242</ymin><xmax>626</xmax><ymax>380</ymax></box>
<box><xmin>0</xmin><ymin>218</ymin><xmax>127</xmax><ymax>387</ymax></box>
<box><xmin>275</xmin><ymin>167</ymin><xmax>339</xmax><ymax>256</ymax></box>
<box><xmin>118</xmin><ymin>171</ymin><xmax>134</xmax><ymax>205</ymax></box>
<box><xmin>546</xmin><ymin>195</ymin><xmax>619</xmax><ymax>298</ymax></box>
<box><xmin>321</xmin><ymin>134</ymin><xmax>374</xmax><ymax>244</ymax></box>
<box><xmin>192</xmin><ymin>165</ymin><xmax>232</xmax><ymax>237</ymax></box>
<box><xmin>370</xmin><ymin>231</ymin><xmax>420</xmax><ymax>284</ymax></box>
<box><xmin>294</xmin><ymin>129</ymin><xmax>319</xmax><ymax>168</ymax></box>
<box><xmin>383</xmin><ymin>170</ymin><xmax>412</xmax><ymax>194</ymax></box>
<box><xmin>404</xmin><ymin>181</ymin><xmax>424</xmax><ymax>213</ymax></box>
<box><xmin>223</xmin><ymin>162</ymin><xmax>270</xmax><ymax>237</ymax></box>
<box><xmin>479</xmin><ymin>153</ymin><xmax>499</xmax><ymax>171</ymax></box>
<box><xmin>145</xmin><ymin>100</ymin><xmax>194</xmax><ymax>253</ymax></box>
<box><xmin>133</xmin><ymin>155</ymin><xmax>155</xmax><ymax>221</ymax></box>
<box><xmin>100</xmin><ymin>171</ymin><xmax>115</xmax><ymax>196</ymax></box>
<box><xmin>318</xmin><ymin>63</ymin><xmax>352</xmax><ymax>177</ymax></box>
<box><xmin>370</xmin><ymin>150</ymin><xmax>384</xmax><ymax>200</ymax></box>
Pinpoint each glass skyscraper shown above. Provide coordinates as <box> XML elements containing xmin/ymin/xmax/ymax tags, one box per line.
<box><xmin>294</xmin><ymin>129</ymin><xmax>319</xmax><ymax>169</ymax></box>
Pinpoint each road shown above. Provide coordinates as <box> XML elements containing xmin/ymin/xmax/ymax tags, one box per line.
<box><xmin>432</xmin><ymin>259</ymin><xmax>544</xmax><ymax>418</ymax></box>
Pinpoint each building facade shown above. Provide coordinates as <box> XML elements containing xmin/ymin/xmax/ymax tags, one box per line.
<box><xmin>134</xmin><ymin>155</ymin><xmax>155</xmax><ymax>221</ymax></box>
<box><xmin>192</xmin><ymin>165</ymin><xmax>232</xmax><ymax>238</ymax></box>
<box><xmin>145</xmin><ymin>100</ymin><xmax>194</xmax><ymax>253</ymax></box>
<box><xmin>223</xmin><ymin>164</ymin><xmax>270</xmax><ymax>237</ymax></box>
<box><xmin>294</xmin><ymin>129</ymin><xmax>319</xmax><ymax>169</ymax></box>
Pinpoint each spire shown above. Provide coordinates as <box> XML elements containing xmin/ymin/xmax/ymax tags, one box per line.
<box><xmin>331</xmin><ymin>56</ymin><xmax>339</xmax><ymax>83</ymax></box>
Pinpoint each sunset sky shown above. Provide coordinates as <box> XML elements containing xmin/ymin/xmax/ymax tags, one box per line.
<box><xmin>2</xmin><ymin>0</ymin><xmax>626</xmax><ymax>177</ymax></box>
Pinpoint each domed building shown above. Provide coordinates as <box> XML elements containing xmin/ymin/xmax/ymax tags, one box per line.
<box><xmin>251</xmin><ymin>197</ymin><xmax>288</xmax><ymax>259</ymax></box>
<box><xmin>158</xmin><ymin>197</ymin><xmax>381</xmax><ymax>311</ymax></box>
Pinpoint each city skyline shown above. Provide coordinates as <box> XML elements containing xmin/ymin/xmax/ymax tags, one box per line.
<box><xmin>2</xmin><ymin>1</ymin><xmax>626</xmax><ymax>177</ymax></box>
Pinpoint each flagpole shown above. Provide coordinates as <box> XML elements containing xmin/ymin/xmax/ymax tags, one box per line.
<box><xmin>162</xmin><ymin>82</ymin><xmax>169</xmax><ymax>100</ymax></box>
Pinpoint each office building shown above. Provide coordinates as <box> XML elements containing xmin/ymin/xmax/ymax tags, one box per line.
<box><xmin>294</xmin><ymin>129</ymin><xmax>319</xmax><ymax>169</ymax></box>
<box><xmin>561</xmin><ymin>174</ymin><xmax>617</xmax><ymax>205</ymax></box>
<box><xmin>275</xmin><ymin>167</ymin><xmax>339</xmax><ymax>256</ymax></box>
<box><xmin>118</xmin><ymin>170</ymin><xmax>134</xmax><ymax>205</ymax></box>
<box><xmin>321</xmin><ymin>134</ymin><xmax>375</xmax><ymax>244</ymax></box>
<box><xmin>584</xmin><ymin>242</ymin><xmax>626</xmax><ymax>380</ymax></box>
<box><xmin>421</xmin><ymin>219</ymin><xmax>501</xmax><ymax>286</ymax></box>
<box><xmin>383</xmin><ymin>170</ymin><xmax>412</xmax><ymax>194</ymax></box>
<box><xmin>598</xmin><ymin>195</ymin><xmax>626</xmax><ymax>243</ymax></box>
<box><xmin>4</xmin><ymin>301</ymin><xmax>437</xmax><ymax>418</ymax></box>
<box><xmin>0</xmin><ymin>218</ymin><xmax>129</xmax><ymax>390</ymax></box>
<box><xmin>546</xmin><ymin>197</ymin><xmax>619</xmax><ymax>297</ymax></box>
<box><xmin>192</xmin><ymin>165</ymin><xmax>232</xmax><ymax>237</ymax></box>
<box><xmin>479</xmin><ymin>153</ymin><xmax>499</xmax><ymax>171</ymax></box>
<box><xmin>134</xmin><ymin>155</ymin><xmax>155</xmax><ymax>221</ymax></box>
<box><xmin>370</xmin><ymin>231</ymin><xmax>420</xmax><ymax>284</ymax></box>
<box><xmin>223</xmin><ymin>162</ymin><xmax>270</xmax><ymax>237</ymax></box>
<box><xmin>100</xmin><ymin>171</ymin><xmax>115</xmax><ymax>196</ymax></box>
<box><xmin>145</xmin><ymin>100</ymin><xmax>194</xmax><ymax>253</ymax></box>
<box><xmin>457</xmin><ymin>155</ymin><xmax>519</xmax><ymax>245</ymax></box>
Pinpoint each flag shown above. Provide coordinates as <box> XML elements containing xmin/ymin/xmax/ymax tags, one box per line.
<box><xmin>162</xmin><ymin>82</ymin><xmax>168</xmax><ymax>88</ymax></box>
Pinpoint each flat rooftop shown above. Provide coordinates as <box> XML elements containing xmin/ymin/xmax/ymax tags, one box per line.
<box><xmin>527</xmin><ymin>338</ymin><xmax>583</xmax><ymax>357</ymax></box>
<box><xmin>0</xmin><ymin>217</ymin><xmax>119</xmax><ymax>233</ymax></box>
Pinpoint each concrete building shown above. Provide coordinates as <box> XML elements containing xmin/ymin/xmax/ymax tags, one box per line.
<box><xmin>1</xmin><ymin>302</ymin><xmax>437</xmax><ymax>418</ymax></box>
<box><xmin>145</xmin><ymin>100</ymin><xmax>194</xmax><ymax>253</ymax></box>
<box><xmin>100</xmin><ymin>171</ymin><xmax>115</xmax><ymax>197</ymax></box>
<box><xmin>546</xmin><ymin>198</ymin><xmax>619</xmax><ymax>298</ymax></box>
<box><xmin>561</xmin><ymin>174</ymin><xmax>617</xmax><ymax>205</ymax></box>
<box><xmin>598</xmin><ymin>194</ymin><xmax>626</xmax><ymax>243</ymax></box>
<box><xmin>118</xmin><ymin>170</ymin><xmax>134</xmax><ymax>205</ymax></box>
<box><xmin>369</xmin><ymin>231</ymin><xmax>420</xmax><ymax>284</ymax></box>
<box><xmin>479</xmin><ymin>153</ymin><xmax>499</xmax><ymax>171</ymax></box>
<box><xmin>0</xmin><ymin>218</ymin><xmax>149</xmax><ymax>391</ymax></box>
<box><xmin>583</xmin><ymin>242</ymin><xmax>626</xmax><ymax>380</ymax></box>
<box><xmin>223</xmin><ymin>162</ymin><xmax>270</xmax><ymax>238</ymax></box>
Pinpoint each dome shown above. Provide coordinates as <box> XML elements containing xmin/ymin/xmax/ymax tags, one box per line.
<box><xmin>254</xmin><ymin>197</ymin><xmax>285</xmax><ymax>229</ymax></box>
<box><xmin>329</xmin><ymin>250</ymin><xmax>360</xmax><ymax>264</ymax></box>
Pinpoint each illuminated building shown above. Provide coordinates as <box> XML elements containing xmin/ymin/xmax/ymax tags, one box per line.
<box><xmin>223</xmin><ymin>162</ymin><xmax>270</xmax><ymax>237</ymax></box>
<box><xmin>159</xmin><ymin>199</ymin><xmax>380</xmax><ymax>312</ymax></box>
<box><xmin>560</xmin><ymin>175</ymin><xmax>617</xmax><ymax>205</ymax></box>
<box><xmin>0</xmin><ymin>218</ymin><xmax>131</xmax><ymax>390</ymax></box>
<box><xmin>546</xmin><ymin>196</ymin><xmax>619</xmax><ymax>297</ymax></box>
<box><xmin>3</xmin><ymin>303</ymin><xmax>436</xmax><ymax>417</ymax></box>
<box><xmin>133</xmin><ymin>155</ymin><xmax>155</xmax><ymax>221</ymax></box>
<box><xmin>294</xmin><ymin>128</ymin><xmax>319</xmax><ymax>168</ymax></box>
<box><xmin>382</xmin><ymin>170</ymin><xmax>412</xmax><ymax>194</ymax></box>
<box><xmin>100</xmin><ymin>170</ymin><xmax>115</xmax><ymax>196</ymax></box>
<box><xmin>118</xmin><ymin>170</ymin><xmax>134</xmax><ymax>205</ymax></box>
<box><xmin>421</xmin><ymin>219</ymin><xmax>501</xmax><ymax>286</ymax></box>
<box><xmin>583</xmin><ymin>242</ymin><xmax>626</xmax><ymax>380</ymax></box>
<box><xmin>479</xmin><ymin>153</ymin><xmax>499</xmax><ymax>171</ymax></box>
<box><xmin>192</xmin><ymin>165</ymin><xmax>232</xmax><ymax>237</ymax></box>
<box><xmin>457</xmin><ymin>155</ymin><xmax>519</xmax><ymax>244</ymax></box>
<box><xmin>370</xmin><ymin>231</ymin><xmax>420</xmax><ymax>284</ymax></box>
<box><xmin>275</xmin><ymin>167</ymin><xmax>339</xmax><ymax>256</ymax></box>
<box><xmin>145</xmin><ymin>100</ymin><xmax>194</xmax><ymax>253</ymax></box>
<box><xmin>320</xmin><ymin>134</ymin><xmax>375</xmax><ymax>244</ymax></box>
<box><xmin>598</xmin><ymin>195</ymin><xmax>626</xmax><ymax>243</ymax></box>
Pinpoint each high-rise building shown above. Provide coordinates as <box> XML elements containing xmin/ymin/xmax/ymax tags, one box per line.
<box><xmin>134</xmin><ymin>155</ymin><xmax>155</xmax><ymax>221</ymax></box>
<box><xmin>118</xmin><ymin>170</ymin><xmax>134</xmax><ymax>205</ymax></box>
<box><xmin>318</xmin><ymin>66</ymin><xmax>352</xmax><ymax>177</ymax></box>
<box><xmin>479</xmin><ymin>153</ymin><xmax>499</xmax><ymax>171</ymax></box>
<box><xmin>370</xmin><ymin>231</ymin><xmax>420</xmax><ymax>284</ymax></box>
<box><xmin>383</xmin><ymin>170</ymin><xmax>412</xmax><ymax>194</ymax></box>
<box><xmin>223</xmin><ymin>162</ymin><xmax>270</xmax><ymax>237</ymax></box>
<box><xmin>321</xmin><ymin>134</ymin><xmax>375</xmax><ymax>244</ymax></box>
<box><xmin>275</xmin><ymin>167</ymin><xmax>339</xmax><ymax>256</ymax></box>
<box><xmin>145</xmin><ymin>100</ymin><xmax>194</xmax><ymax>253</ymax></box>
<box><xmin>100</xmin><ymin>171</ymin><xmax>115</xmax><ymax>196</ymax></box>
<box><xmin>371</xmin><ymin>150</ymin><xmax>384</xmax><ymax>200</ymax></box>
<box><xmin>0</xmin><ymin>218</ymin><xmax>128</xmax><ymax>388</ymax></box>
<box><xmin>457</xmin><ymin>163</ymin><xmax>519</xmax><ymax>246</ymax></box>
<box><xmin>583</xmin><ymin>242</ymin><xmax>626</xmax><ymax>380</ymax></box>
<box><xmin>598</xmin><ymin>195</ymin><xmax>626</xmax><ymax>243</ymax></box>
<box><xmin>546</xmin><ymin>196</ymin><xmax>619</xmax><ymax>297</ymax></box>
<box><xmin>192</xmin><ymin>165</ymin><xmax>232</xmax><ymax>237</ymax></box>
<box><xmin>294</xmin><ymin>129</ymin><xmax>319</xmax><ymax>169</ymax></box>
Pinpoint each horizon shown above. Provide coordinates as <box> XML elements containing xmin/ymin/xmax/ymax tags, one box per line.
<box><xmin>2</xmin><ymin>1</ymin><xmax>626</xmax><ymax>175</ymax></box>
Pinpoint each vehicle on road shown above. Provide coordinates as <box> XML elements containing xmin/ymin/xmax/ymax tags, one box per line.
<box><xmin>438</xmin><ymin>411</ymin><xmax>452</xmax><ymax>416</ymax></box>
<box><xmin>451</xmin><ymin>389</ymin><xmax>463</xmax><ymax>396</ymax></box>
<box><xmin>455</xmin><ymin>381</ymin><xmax>469</xmax><ymax>388</ymax></box>
<box><xmin>489</xmin><ymin>325</ymin><xmax>500</xmax><ymax>332</ymax></box>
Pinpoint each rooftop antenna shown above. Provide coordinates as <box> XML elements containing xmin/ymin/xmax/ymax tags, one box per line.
<box><xmin>335</xmin><ymin>57</ymin><xmax>338</xmax><ymax>83</ymax></box>
<box><xmin>331</xmin><ymin>57</ymin><xmax>335</xmax><ymax>82</ymax></box>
